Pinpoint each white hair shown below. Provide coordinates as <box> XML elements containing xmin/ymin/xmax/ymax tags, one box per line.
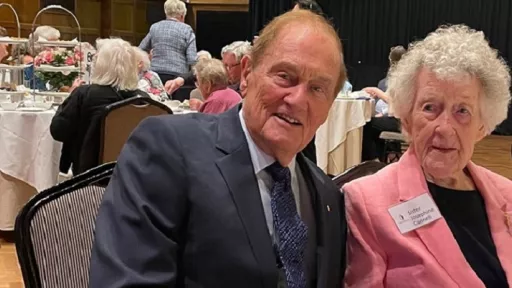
<box><xmin>164</xmin><ymin>0</ymin><xmax>187</xmax><ymax>19</ymax></box>
<box><xmin>195</xmin><ymin>58</ymin><xmax>229</xmax><ymax>88</ymax></box>
<box><xmin>133</xmin><ymin>47</ymin><xmax>150</xmax><ymax>71</ymax></box>
<box><xmin>221</xmin><ymin>41</ymin><xmax>252</xmax><ymax>63</ymax></box>
<box><xmin>197</xmin><ymin>50</ymin><xmax>212</xmax><ymax>61</ymax></box>
<box><xmin>91</xmin><ymin>38</ymin><xmax>139</xmax><ymax>91</ymax></box>
<box><xmin>29</xmin><ymin>25</ymin><xmax>61</xmax><ymax>55</ymax></box>
<box><xmin>388</xmin><ymin>25</ymin><xmax>511</xmax><ymax>134</ymax></box>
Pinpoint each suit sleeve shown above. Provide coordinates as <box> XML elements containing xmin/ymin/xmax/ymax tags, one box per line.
<box><xmin>139</xmin><ymin>30</ymin><xmax>152</xmax><ymax>52</ymax></box>
<box><xmin>89</xmin><ymin>116</ymin><xmax>188</xmax><ymax>287</ymax></box>
<box><xmin>343</xmin><ymin>185</ymin><xmax>387</xmax><ymax>288</ymax></box>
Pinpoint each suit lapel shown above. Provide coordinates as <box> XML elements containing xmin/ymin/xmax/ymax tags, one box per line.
<box><xmin>397</xmin><ymin>150</ymin><xmax>483</xmax><ymax>287</ymax></box>
<box><xmin>467</xmin><ymin>162</ymin><xmax>512</xmax><ymax>286</ymax></box>
<box><xmin>297</xmin><ymin>155</ymin><xmax>343</xmax><ymax>288</ymax></box>
<box><xmin>215</xmin><ymin>106</ymin><xmax>276</xmax><ymax>288</ymax></box>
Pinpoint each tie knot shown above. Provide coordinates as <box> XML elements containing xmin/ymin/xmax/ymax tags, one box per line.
<box><xmin>265</xmin><ymin>162</ymin><xmax>291</xmax><ymax>183</ymax></box>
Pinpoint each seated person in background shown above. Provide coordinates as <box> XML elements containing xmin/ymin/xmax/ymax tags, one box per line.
<box><xmin>139</xmin><ymin>0</ymin><xmax>197</xmax><ymax>84</ymax></box>
<box><xmin>340</xmin><ymin>80</ymin><xmax>353</xmax><ymax>94</ymax></box>
<box><xmin>23</xmin><ymin>26</ymin><xmax>61</xmax><ymax>90</ymax></box>
<box><xmin>134</xmin><ymin>47</ymin><xmax>168</xmax><ymax>101</ymax></box>
<box><xmin>344</xmin><ymin>25</ymin><xmax>512</xmax><ymax>288</ymax></box>
<box><xmin>50</xmin><ymin>38</ymin><xmax>148</xmax><ymax>175</ymax></box>
<box><xmin>361</xmin><ymin>46</ymin><xmax>407</xmax><ymax>161</ymax></box>
<box><xmin>193</xmin><ymin>58</ymin><xmax>241</xmax><ymax>114</ymax></box>
<box><xmin>221</xmin><ymin>41</ymin><xmax>252</xmax><ymax>95</ymax></box>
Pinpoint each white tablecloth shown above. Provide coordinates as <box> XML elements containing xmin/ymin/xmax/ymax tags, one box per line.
<box><xmin>0</xmin><ymin>109</ymin><xmax>61</xmax><ymax>230</ymax></box>
<box><xmin>316</xmin><ymin>98</ymin><xmax>373</xmax><ymax>175</ymax></box>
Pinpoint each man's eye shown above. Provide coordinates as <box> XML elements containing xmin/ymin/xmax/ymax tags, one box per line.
<box><xmin>277</xmin><ymin>73</ymin><xmax>289</xmax><ymax>80</ymax></box>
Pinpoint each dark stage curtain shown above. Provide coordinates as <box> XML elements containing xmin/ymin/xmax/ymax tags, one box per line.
<box><xmin>317</xmin><ymin>0</ymin><xmax>512</xmax><ymax>91</ymax></box>
<box><xmin>249</xmin><ymin>0</ymin><xmax>294</xmax><ymax>37</ymax></box>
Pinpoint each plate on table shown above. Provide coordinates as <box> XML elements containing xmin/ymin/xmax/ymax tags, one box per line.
<box><xmin>0</xmin><ymin>37</ymin><xmax>29</xmax><ymax>44</ymax></box>
<box><xmin>35</xmin><ymin>65</ymin><xmax>80</xmax><ymax>73</ymax></box>
<box><xmin>36</xmin><ymin>40</ymin><xmax>78</xmax><ymax>47</ymax></box>
<box><xmin>34</xmin><ymin>91</ymin><xmax>70</xmax><ymax>97</ymax></box>
<box><xmin>0</xmin><ymin>64</ymin><xmax>31</xmax><ymax>70</ymax></box>
<box><xmin>0</xmin><ymin>90</ymin><xmax>26</xmax><ymax>95</ymax></box>
<box><xmin>17</xmin><ymin>107</ymin><xmax>47</xmax><ymax>112</ymax></box>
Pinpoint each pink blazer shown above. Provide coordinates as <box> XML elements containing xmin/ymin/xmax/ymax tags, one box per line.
<box><xmin>343</xmin><ymin>149</ymin><xmax>512</xmax><ymax>287</ymax></box>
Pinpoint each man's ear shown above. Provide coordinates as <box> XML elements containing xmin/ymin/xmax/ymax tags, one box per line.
<box><xmin>240</xmin><ymin>55</ymin><xmax>252</xmax><ymax>92</ymax></box>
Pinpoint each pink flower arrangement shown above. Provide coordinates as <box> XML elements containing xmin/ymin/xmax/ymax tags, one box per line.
<box><xmin>34</xmin><ymin>48</ymin><xmax>78</xmax><ymax>67</ymax></box>
<box><xmin>65</xmin><ymin>56</ymin><xmax>75</xmax><ymax>66</ymax></box>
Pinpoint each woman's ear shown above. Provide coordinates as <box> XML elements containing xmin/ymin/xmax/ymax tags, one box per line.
<box><xmin>475</xmin><ymin>123</ymin><xmax>488</xmax><ymax>142</ymax></box>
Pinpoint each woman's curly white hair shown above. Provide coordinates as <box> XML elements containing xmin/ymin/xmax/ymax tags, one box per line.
<box><xmin>388</xmin><ymin>24</ymin><xmax>511</xmax><ymax>134</ymax></box>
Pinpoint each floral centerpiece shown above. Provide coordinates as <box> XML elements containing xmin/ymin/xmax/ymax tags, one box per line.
<box><xmin>34</xmin><ymin>47</ymin><xmax>82</xmax><ymax>91</ymax></box>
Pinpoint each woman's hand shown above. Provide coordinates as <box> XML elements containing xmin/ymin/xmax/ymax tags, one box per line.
<box><xmin>69</xmin><ymin>78</ymin><xmax>85</xmax><ymax>93</ymax></box>
<box><xmin>165</xmin><ymin>77</ymin><xmax>185</xmax><ymax>94</ymax></box>
<box><xmin>189</xmin><ymin>98</ymin><xmax>203</xmax><ymax>111</ymax></box>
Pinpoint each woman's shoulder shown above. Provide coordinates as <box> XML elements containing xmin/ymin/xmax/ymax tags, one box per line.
<box><xmin>343</xmin><ymin>163</ymin><xmax>401</xmax><ymax>206</ymax></box>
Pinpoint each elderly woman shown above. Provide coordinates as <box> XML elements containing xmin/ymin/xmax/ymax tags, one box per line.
<box><xmin>134</xmin><ymin>47</ymin><xmax>168</xmax><ymax>101</ymax></box>
<box><xmin>51</xmin><ymin>38</ymin><xmax>147</xmax><ymax>175</ymax></box>
<box><xmin>343</xmin><ymin>25</ymin><xmax>512</xmax><ymax>287</ymax></box>
<box><xmin>192</xmin><ymin>58</ymin><xmax>240</xmax><ymax>114</ymax></box>
<box><xmin>139</xmin><ymin>0</ymin><xmax>196</xmax><ymax>84</ymax></box>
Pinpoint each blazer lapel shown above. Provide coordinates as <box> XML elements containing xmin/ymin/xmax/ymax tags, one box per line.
<box><xmin>215</xmin><ymin>106</ymin><xmax>277</xmax><ymax>288</ymax></box>
<box><xmin>396</xmin><ymin>150</ymin><xmax>484</xmax><ymax>287</ymax></box>
<box><xmin>467</xmin><ymin>162</ymin><xmax>512</xmax><ymax>286</ymax></box>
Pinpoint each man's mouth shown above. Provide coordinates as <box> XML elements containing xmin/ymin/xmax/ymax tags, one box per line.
<box><xmin>274</xmin><ymin>113</ymin><xmax>302</xmax><ymax>126</ymax></box>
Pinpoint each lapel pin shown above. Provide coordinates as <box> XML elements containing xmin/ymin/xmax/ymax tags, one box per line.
<box><xmin>327</xmin><ymin>205</ymin><xmax>331</xmax><ymax>212</ymax></box>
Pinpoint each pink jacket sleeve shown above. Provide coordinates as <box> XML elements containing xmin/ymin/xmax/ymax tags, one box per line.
<box><xmin>344</xmin><ymin>184</ymin><xmax>387</xmax><ymax>288</ymax></box>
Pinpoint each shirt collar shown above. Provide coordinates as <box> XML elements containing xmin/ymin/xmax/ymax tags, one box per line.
<box><xmin>239</xmin><ymin>109</ymin><xmax>296</xmax><ymax>174</ymax></box>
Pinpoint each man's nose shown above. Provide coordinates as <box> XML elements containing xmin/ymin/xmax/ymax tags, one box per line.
<box><xmin>284</xmin><ymin>84</ymin><xmax>309</xmax><ymax>106</ymax></box>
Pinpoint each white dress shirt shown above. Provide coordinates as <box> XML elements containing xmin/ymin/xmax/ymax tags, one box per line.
<box><xmin>239</xmin><ymin>109</ymin><xmax>305</xmax><ymax>241</ymax></box>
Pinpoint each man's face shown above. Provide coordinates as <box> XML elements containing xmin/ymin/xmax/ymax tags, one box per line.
<box><xmin>241</xmin><ymin>23</ymin><xmax>342</xmax><ymax>165</ymax></box>
<box><xmin>222</xmin><ymin>52</ymin><xmax>242</xmax><ymax>85</ymax></box>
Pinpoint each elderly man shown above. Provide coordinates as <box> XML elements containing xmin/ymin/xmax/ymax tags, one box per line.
<box><xmin>90</xmin><ymin>10</ymin><xmax>346</xmax><ymax>288</ymax></box>
<box><xmin>221</xmin><ymin>40</ymin><xmax>252</xmax><ymax>94</ymax></box>
<box><xmin>139</xmin><ymin>0</ymin><xmax>197</xmax><ymax>84</ymax></box>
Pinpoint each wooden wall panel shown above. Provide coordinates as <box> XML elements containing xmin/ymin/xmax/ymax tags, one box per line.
<box><xmin>472</xmin><ymin>135</ymin><xmax>512</xmax><ymax>180</ymax></box>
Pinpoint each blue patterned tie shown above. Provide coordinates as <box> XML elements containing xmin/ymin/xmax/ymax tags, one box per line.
<box><xmin>266</xmin><ymin>162</ymin><xmax>308</xmax><ymax>288</ymax></box>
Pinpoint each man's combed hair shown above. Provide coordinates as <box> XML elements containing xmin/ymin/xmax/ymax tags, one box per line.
<box><xmin>221</xmin><ymin>41</ymin><xmax>252</xmax><ymax>63</ymax></box>
<box><xmin>388</xmin><ymin>25</ymin><xmax>511</xmax><ymax>134</ymax></box>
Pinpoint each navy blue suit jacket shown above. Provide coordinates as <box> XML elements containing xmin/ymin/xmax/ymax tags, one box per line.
<box><xmin>89</xmin><ymin>105</ymin><xmax>346</xmax><ymax>287</ymax></box>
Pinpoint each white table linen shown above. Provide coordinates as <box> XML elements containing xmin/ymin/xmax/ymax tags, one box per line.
<box><xmin>0</xmin><ymin>109</ymin><xmax>61</xmax><ymax>230</ymax></box>
<box><xmin>316</xmin><ymin>98</ymin><xmax>373</xmax><ymax>175</ymax></box>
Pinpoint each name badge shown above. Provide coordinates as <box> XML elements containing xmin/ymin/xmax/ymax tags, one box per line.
<box><xmin>388</xmin><ymin>193</ymin><xmax>442</xmax><ymax>234</ymax></box>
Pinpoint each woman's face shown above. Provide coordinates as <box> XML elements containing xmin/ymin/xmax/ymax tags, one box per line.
<box><xmin>403</xmin><ymin>68</ymin><xmax>486</xmax><ymax>179</ymax></box>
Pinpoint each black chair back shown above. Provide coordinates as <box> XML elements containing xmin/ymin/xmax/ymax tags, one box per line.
<box><xmin>15</xmin><ymin>162</ymin><xmax>116</xmax><ymax>288</ymax></box>
<box><xmin>99</xmin><ymin>96</ymin><xmax>172</xmax><ymax>164</ymax></box>
<box><xmin>332</xmin><ymin>161</ymin><xmax>387</xmax><ymax>190</ymax></box>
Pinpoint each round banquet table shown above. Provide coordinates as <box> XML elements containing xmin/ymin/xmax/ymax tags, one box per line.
<box><xmin>0</xmin><ymin>109</ymin><xmax>62</xmax><ymax>230</ymax></box>
<box><xmin>315</xmin><ymin>98</ymin><xmax>374</xmax><ymax>176</ymax></box>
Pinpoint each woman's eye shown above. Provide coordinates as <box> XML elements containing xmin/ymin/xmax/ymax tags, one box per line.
<box><xmin>423</xmin><ymin>104</ymin><xmax>435</xmax><ymax>112</ymax></box>
<box><xmin>458</xmin><ymin>108</ymin><xmax>470</xmax><ymax>114</ymax></box>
